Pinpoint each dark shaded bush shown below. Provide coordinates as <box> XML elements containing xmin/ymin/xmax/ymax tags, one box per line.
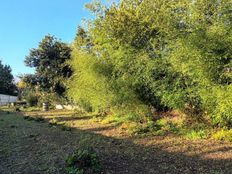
<box><xmin>25</xmin><ymin>92</ymin><xmax>38</xmax><ymax>107</ymax></box>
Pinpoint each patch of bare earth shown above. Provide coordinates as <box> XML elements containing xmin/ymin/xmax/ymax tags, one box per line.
<box><xmin>0</xmin><ymin>110</ymin><xmax>232</xmax><ymax>174</ymax></box>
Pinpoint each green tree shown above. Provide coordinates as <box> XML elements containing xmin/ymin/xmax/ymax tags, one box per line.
<box><xmin>0</xmin><ymin>60</ymin><xmax>17</xmax><ymax>95</ymax></box>
<box><xmin>25</xmin><ymin>35</ymin><xmax>72</xmax><ymax>97</ymax></box>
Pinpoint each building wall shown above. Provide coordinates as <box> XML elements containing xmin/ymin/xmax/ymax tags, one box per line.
<box><xmin>0</xmin><ymin>94</ymin><xmax>18</xmax><ymax>106</ymax></box>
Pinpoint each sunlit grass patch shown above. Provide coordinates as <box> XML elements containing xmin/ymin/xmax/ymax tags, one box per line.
<box><xmin>25</xmin><ymin>109</ymin><xmax>74</xmax><ymax>118</ymax></box>
<box><xmin>212</xmin><ymin>129</ymin><xmax>232</xmax><ymax>142</ymax></box>
<box><xmin>48</xmin><ymin>118</ymin><xmax>59</xmax><ymax>126</ymax></box>
<box><xmin>184</xmin><ymin>129</ymin><xmax>209</xmax><ymax>140</ymax></box>
<box><xmin>21</xmin><ymin>106</ymin><xmax>41</xmax><ymax>112</ymax></box>
<box><xmin>19</xmin><ymin>108</ymin><xmax>227</xmax><ymax>142</ymax></box>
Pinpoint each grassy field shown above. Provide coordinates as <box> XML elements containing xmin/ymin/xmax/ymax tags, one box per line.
<box><xmin>1</xmin><ymin>108</ymin><xmax>232</xmax><ymax>174</ymax></box>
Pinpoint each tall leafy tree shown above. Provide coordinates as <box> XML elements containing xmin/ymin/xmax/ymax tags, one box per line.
<box><xmin>25</xmin><ymin>35</ymin><xmax>72</xmax><ymax>96</ymax></box>
<box><xmin>0</xmin><ymin>60</ymin><xmax>17</xmax><ymax>95</ymax></box>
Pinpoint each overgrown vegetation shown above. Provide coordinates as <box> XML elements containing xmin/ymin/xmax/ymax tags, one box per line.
<box><xmin>66</xmin><ymin>147</ymin><xmax>102</xmax><ymax>174</ymax></box>
<box><xmin>19</xmin><ymin>0</ymin><xmax>232</xmax><ymax>141</ymax></box>
<box><xmin>3</xmin><ymin>1</ymin><xmax>232</xmax><ymax>173</ymax></box>
<box><xmin>66</xmin><ymin>0</ymin><xmax>232</xmax><ymax>136</ymax></box>
<box><xmin>20</xmin><ymin>35</ymin><xmax>72</xmax><ymax>106</ymax></box>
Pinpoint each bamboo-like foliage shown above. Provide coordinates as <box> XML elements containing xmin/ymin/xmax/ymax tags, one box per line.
<box><xmin>68</xmin><ymin>0</ymin><xmax>232</xmax><ymax>127</ymax></box>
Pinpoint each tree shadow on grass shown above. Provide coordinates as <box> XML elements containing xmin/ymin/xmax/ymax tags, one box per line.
<box><xmin>38</xmin><ymin>117</ymin><xmax>232</xmax><ymax>173</ymax></box>
<box><xmin>1</xmin><ymin>111</ymin><xmax>232</xmax><ymax>174</ymax></box>
<box><xmin>73</xmin><ymin>129</ymin><xmax>232</xmax><ymax>174</ymax></box>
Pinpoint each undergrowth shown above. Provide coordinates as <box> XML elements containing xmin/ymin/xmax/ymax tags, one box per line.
<box><xmin>66</xmin><ymin>146</ymin><xmax>102</xmax><ymax>174</ymax></box>
<box><xmin>93</xmin><ymin>109</ymin><xmax>232</xmax><ymax>141</ymax></box>
<box><xmin>212</xmin><ymin>129</ymin><xmax>232</xmax><ymax>142</ymax></box>
<box><xmin>24</xmin><ymin>116</ymin><xmax>45</xmax><ymax>122</ymax></box>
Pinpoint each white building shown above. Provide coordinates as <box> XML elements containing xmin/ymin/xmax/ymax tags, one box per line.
<box><xmin>0</xmin><ymin>94</ymin><xmax>18</xmax><ymax>106</ymax></box>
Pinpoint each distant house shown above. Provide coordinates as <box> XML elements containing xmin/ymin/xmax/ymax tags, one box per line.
<box><xmin>0</xmin><ymin>94</ymin><xmax>18</xmax><ymax>106</ymax></box>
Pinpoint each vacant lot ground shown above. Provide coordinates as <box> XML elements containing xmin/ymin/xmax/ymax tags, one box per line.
<box><xmin>1</xmin><ymin>109</ymin><xmax>232</xmax><ymax>174</ymax></box>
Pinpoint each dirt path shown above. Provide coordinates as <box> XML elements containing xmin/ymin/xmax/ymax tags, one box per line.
<box><xmin>1</xmin><ymin>110</ymin><xmax>232</xmax><ymax>174</ymax></box>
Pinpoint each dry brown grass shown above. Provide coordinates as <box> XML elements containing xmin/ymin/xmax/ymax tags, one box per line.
<box><xmin>1</xmin><ymin>109</ymin><xmax>232</xmax><ymax>173</ymax></box>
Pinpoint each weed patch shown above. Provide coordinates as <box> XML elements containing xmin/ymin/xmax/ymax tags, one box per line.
<box><xmin>125</xmin><ymin>116</ymin><xmax>186</xmax><ymax>136</ymax></box>
<box><xmin>34</xmin><ymin>117</ymin><xmax>45</xmax><ymax>122</ymax></box>
<box><xmin>48</xmin><ymin>118</ymin><xmax>58</xmax><ymax>127</ymax></box>
<box><xmin>184</xmin><ymin>129</ymin><xmax>209</xmax><ymax>140</ymax></box>
<box><xmin>212</xmin><ymin>129</ymin><xmax>232</xmax><ymax>142</ymax></box>
<box><xmin>61</xmin><ymin>124</ymin><xmax>72</xmax><ymax>131</ymax></box>
<box><xmin>23</xmin><ymin>116</ymin><xmax>45</xmax><ymax>122</ymax></box>
<box><xmin>118</xmin><ymin>115</ymin><xmax>212</xmax><ymax>140</ymax></box>
<box><xmin>66</xmin><ymin>147</ymin><xmax>102</xmax><ymax>174</ymax></box>
<box><xmin>24</xmin><ymin>116</ymin><xmax>35</xmax><ymax>121</ymax></box>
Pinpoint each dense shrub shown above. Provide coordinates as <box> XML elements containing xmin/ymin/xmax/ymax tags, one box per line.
<box><xmin>67</xmin><ymin>0</ymin><xmax>232</xmax><ymax>128</ymax></box>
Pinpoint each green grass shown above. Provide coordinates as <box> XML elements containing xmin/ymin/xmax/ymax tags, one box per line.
<box><xmin>212</xmin><ymin>129</ymin><xmax>232</xmax><ymax>142</ymax></box>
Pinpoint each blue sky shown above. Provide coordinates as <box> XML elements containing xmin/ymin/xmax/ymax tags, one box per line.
<box><xmin>0</xmin><ymin>0</ymin><xmax>92</xmax><ymax>76</ymax></box>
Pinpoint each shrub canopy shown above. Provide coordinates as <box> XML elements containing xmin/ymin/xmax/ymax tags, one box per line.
<box><xmin>68</xmin><ymin>0</ymin><xmax>232</xmax><ymax>127</ymax></box>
